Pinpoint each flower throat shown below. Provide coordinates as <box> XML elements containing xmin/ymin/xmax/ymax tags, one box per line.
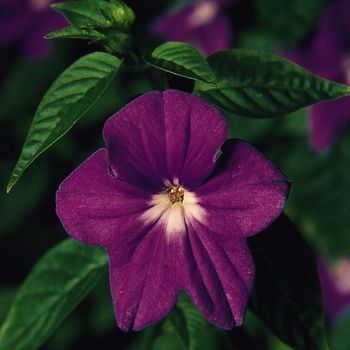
<box><xmin>167</xmin><ymin>186</ymin><xmax>185</xmax><ymax>203</ymax></box>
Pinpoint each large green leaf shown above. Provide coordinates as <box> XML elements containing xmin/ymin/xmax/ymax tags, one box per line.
<box><xmin>194</xmin><ymin>49</ymin><xmax>349</xmax><ymax>118</ymax></box>
<box><xmin>144</xmin><ymin>42</ymin><xmax>216</xmax><ymax>85</ymax></box>
<box><xmin>7</xmin><ymin>52</ymin><xmax>122</xmax><ymax>192</ymax></box>
<box><xmin>0</xmin><ymin>238</ymin><xmax>108</xmax><ymax>350</ymax></box>
<box><xmin>248</xmin><ymin>213</ymin><xmax>329</xmax><ymax>350</ymax></box>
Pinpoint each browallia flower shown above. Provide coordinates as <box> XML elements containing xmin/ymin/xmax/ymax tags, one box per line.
<box><xmin>152</xmin><ymin>0</ymin><xmax>234</xmax><ymax>56</ymax></box>
<box><xmin>0</xmin><ymin>0</ymin><xmax>69</xmax><ymax>59</ymax></box>
<box><xmin>56</xmin><ymin>90</ymin><xmax>290</xmax><ymax>331</ymax></box>
<box><xmin>317</xmin><ymin>256</ymin><xmax>350</xmax><ymax>322</ymax></box>
<box><xmin>284</xmin><ymin>0</ymin><xmax>350</xmax><ymax>152</ymax></box>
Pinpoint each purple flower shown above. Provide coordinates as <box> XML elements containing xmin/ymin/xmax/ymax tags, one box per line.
<box><xmin>284</xmin><ymin>0</ymin><xmax>350</xmax><ymax>152</ymax></box>
<box><xmin>0</xmin><ymin>0</ymin><xmax>69</xmax><ymax>59</ymax></box>
<box><xmin>317</xmin><ymin>256</ymin><xmax>350</xmax><ymax>322</ymax></box>
<box><xmin>56</xmin><ymin>90</ymin><xmax>290</xmax><ymax>331</ymax></box>
<box><xmin>152</xmin><ymin>0</ymin><xmax>234</xmax><ymax>56</ymax></box>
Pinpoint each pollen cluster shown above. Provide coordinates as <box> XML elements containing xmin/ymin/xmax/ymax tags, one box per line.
<box><xmin>167</xmin><ymin>186</ymin><xmax>185</xmax><ymax>203</ymax></box>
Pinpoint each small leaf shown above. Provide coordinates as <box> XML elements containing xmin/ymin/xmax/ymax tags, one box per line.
<box><xmin>7</xmin><ymin>52</ymin><xmax>122</xmax><ymax>192</ymax></box>
<box><xmin>47</xmin><ymin>1</ymin><xmax>135</xmax><ymax>53</ymax></box>
<box><xmin>248</xmin><ymin>213</ymin><xmax>329</xmax><ymax>350</ymax></box>
<box><xmin>144</xmin><ymin>42</ymin><xmax>216</xmax><ymax>85</ymax></box>
<box><xmin>0</xmin><ymin>238</ymin><xmax>108</xmax><ymax>350</ymax></box>
<box><xmin>194</xmin><ymin>49</ymin><xmax>349</xmax><ymax>117</ymax></box>
<box><xmin>51</xmin><ymin>0</ymin><xmax>111</xmax><ymax>27</ymax></box>
<box><xmin>45</xmin><ymin>25</ymin><xmax>99</xmax><ymax>41</ymax></box>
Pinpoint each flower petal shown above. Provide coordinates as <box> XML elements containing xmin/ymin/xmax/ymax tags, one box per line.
<box><xmin>56</xmin><ymin>91</ymin><xmax>290</xmax><ymax>332</ymax></box>
<box><xmin>184</xmin><ymin>218</ymin><xmax>254</xmax><ymax>328</ymax></box>
<box><xmin>103</xmin><ymin>90</ymin><xmax>228</xmax><ymax>190</ymax></box>
<box><xmin>108</xmin><ymin>221</ymin><xmax>183</xmax><ymax>331</ymax></box>
<box><xmin>108</xmin><ymin>206</ymin><xmax>253</xmax><ymax>330</ymax></box>
<box><xmin>163</xmin><ymin>90</ymin><xmax>228</xmax><ymax>188</ymax></box>
<box><xmin>195</xmin><ymin>139</ymin><xmax>290</xmax><ymax>241</ymax></box>
<box><xmin>56</xmin><ymin>149</ymin><xmax>155</xmax><ymax>263</ymax></box>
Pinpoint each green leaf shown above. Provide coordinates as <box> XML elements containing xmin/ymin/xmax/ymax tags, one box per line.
<box><xmin>50</xmin><ymin>0</ymin><xmax>134</xmax><ymax>30</ymax></box>
<box><xmin>167</xmin><ymin>292</ymin><xmax>204</xmax><ymax>350</ymax></box>
<box><xmin>154</xmin><ymin>292</ymin><xmax>233</xmax><ymax>350</ymax></box>
<box><xmin>194</xmin><ymin>49</ymin><xmax>350</xmax><ymax>118</ymax></box>
<box><xmin>166</xmin><ymin>305</ymin><xmax>190</xmax><ymax>349</ymax></box>
<box><xmin>248</xmin><ymin>213</ymin><xmax>329</xmax><ymax>350</ymax></box>
<box><xmin>50</xmin><ymin>1</ymin><xmax>111</xmax><ymax>27</ymax></box>
<box><xmin>7</xmin><ymin>52</ymin><xmax>122</xmax><ymax>192</ymax></box>
<box><xmin>0</xmin><ymin>238</ymin><xmax>108</xmax><ymax>350</ymax></box>
<box><xmin>252</xmin><ymin>0</ymin><xmax>326</xmax><ymax>47</ymax></box>
<box><xmin>45</xmin><ymin>25</ymin><xmax>98</xmax><ymax>41</ymax></box>
<box><xmin>144</xmin><ymin>42</ymin><xmax>217</xmax><ymax>85</ymax></box>
<box><xmin>47</xmin><ymin>1</ymin><xmax>135</xmax><ymax>54</ymax></box>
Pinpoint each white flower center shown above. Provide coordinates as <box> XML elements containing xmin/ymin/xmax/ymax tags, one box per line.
<box><xmin>141</xmin><ymin>182</ymin><xmax>205</xmax><ymax>239</ymax></box>
<box><xmin>188</xmin><ymin>1</ymin><xmax>219</xmax><ymax>27</ymax></box>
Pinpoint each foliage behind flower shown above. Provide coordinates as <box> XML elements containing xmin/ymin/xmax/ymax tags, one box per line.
<box><xmin>3</xmin><ymin>0</ymin><xmax>349</xmax><ymax>348</ymax></box>
<box><xmin>0</xmin><ymin>0</ymin><xmax>70</xmax><ymax>59</ymax></box>
<box><xmin>56</xmin><ymin>89</ymin><xmax>290</xmax><ymax>331</ymax></box>
<box><xmin>151</xmin><ymin>0</ymin><xmax>235</xmax><ymax>56</ymax></box>
<box><xmin>318</xmin><ymin>256</ymin><xmax>350</xmax><ymax>322</ymax></box>
<box><xmin>284</xmin><ymin>0</ymin><xmax>350</xmax><ymax>152</ymax></box>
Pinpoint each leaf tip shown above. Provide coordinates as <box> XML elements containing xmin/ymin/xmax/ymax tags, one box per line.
<box><xmin>7</xmin><ymin>172</ymin><xmax>19</xmax><ymax>193</ymax></box>
<box><xmin>6</xmin><ymin>181</ymin><xmax>15</xmax><ymax>193</ymax></box>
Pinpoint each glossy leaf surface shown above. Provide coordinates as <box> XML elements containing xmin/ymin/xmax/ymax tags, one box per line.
<box><xmin>0</xmin><ymin>239</ymin><xmax>108</xmax><ymax>350</ymax></box>
<box><xmin>194</xmin><ymin>49</ymin><xmax>349</xmax><ymax>118</ymax></box>
<box><xmin>7</xmin><ymin>52</ymin><xmax>122</xmax><ymax>191</ymax></box>
<box><xmin>144</xmin><ymin>42</ymin><xmax>216</xmax><ymax>85</ymax></box>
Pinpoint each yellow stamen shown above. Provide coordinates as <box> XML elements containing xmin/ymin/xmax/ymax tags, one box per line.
<box><xmin>166</xmin><ymin>186</ymin><xmax>185</xmax><ymax>203</ymax></box>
